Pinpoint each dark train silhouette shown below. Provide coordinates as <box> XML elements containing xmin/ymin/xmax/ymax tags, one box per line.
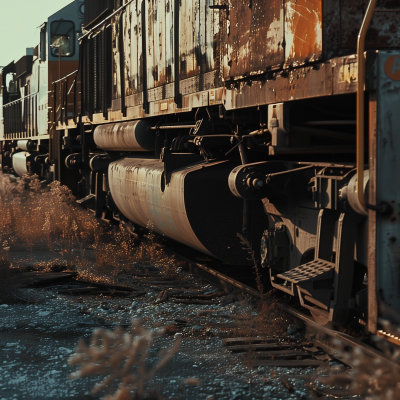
<box><xmin>1</xmin><ymin>0</ymin><xmax>400</xmax><ymax>332</ymax></box>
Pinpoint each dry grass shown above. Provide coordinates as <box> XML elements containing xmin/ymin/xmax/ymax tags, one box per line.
<box><xmin>0</xmin><ymin>172</ymin><xmax>178</xmax><ymax>286</ymax></box>
<box><xmin>136</xmin><ymin>224</ymin><xmax>179</xmax><ymax>279</ymax></box>
<box><xmin>0</xmin><ymin>173</ymin><xmax>84</xmax><ymax>258</ymax></box>
<box><xmin>312</xmin><ymin>334</ymin><xmax>400</xmax><ymax>398</ymax></box>
<box><xmin>237</xmin><ymin>233</ymin><xmax>266</xmax><ymax>303</ymax></box>
<box><xmin>221</xmin><ymin>291</ymin><xmax>287</xmax><ymax>342</ymax></box>
<box><xmin>234</xmin><ymin>234</ymin><xmax>288</xmax><ymax>338</ymax></box>
<box><xmin>68</xmin><ymin>320</ymin><xmax>182</xmax><ymax>400</ymax></box>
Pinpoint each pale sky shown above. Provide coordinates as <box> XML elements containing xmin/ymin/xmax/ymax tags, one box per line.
<box><xmin>0</xmin><ymin>0</ymin><xmax>73</xmax><ymax>68</ymax></box>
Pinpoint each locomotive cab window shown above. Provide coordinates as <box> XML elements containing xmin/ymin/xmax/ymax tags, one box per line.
<box><xmin>50</xmin><ymin>20</ymin><xmax>75</xmax><ymax>57</ymax></box>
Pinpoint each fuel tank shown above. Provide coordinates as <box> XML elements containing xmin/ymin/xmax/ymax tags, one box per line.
<box><xmin>108</xmin><ymin>157</ymin><xmax>265</xmax><ymax>265</ymax></box>
<box><xmin>12</xmin><ymin>152</ymin><xmax>31</xmax><ymax>177</ymax></box>
<box><xmin>94</xmin><ymin>120</ymin><xmax>154</xmax><ymax>152</ymax></box>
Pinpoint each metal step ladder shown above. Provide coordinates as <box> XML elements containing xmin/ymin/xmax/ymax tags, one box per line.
<box><xmin>277</xmin><ymin>259</ymin><xmax>335</xmax><ymax>311</ymax></box>
<box><xmin>271</xmin><ymin>208</ymin><xmax>360</xmax><ymax>324</ymax></box>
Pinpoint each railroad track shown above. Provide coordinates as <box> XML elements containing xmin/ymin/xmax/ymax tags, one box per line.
<box><xmin>161</xmin><ymin>245</ymin><xmax>400</xmax><ymax>398</ymax></box>
<box><xmin>8</xmin><ymin>219</ymin><xmax>400</xmax><ymax>397</ymax></box>
<box><xmin>156</xmin><ymin>238</ymin><xmax>400</xmax><ymax>373</ymax></box>
<box><xmin>10</xmin><ymin>220</ymin><xmax>400</xmax><ymax>374</ymax></box>
<box><xmin>10</xmin><ymin>237</ymin><xmax>400</xmax><ymax>398</ymax></box>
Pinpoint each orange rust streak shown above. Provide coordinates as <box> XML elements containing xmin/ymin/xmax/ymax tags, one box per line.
<box><xmin>288</xmin><ymin>0</ymin><xmax>322</xmax><ymax>61</ymax></box>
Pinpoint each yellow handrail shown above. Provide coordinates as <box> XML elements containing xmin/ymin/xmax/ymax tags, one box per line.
<box><xmin>357</xmin><ymin>0</ymin><xmax>377</xmax><ymax>211</ymax></box>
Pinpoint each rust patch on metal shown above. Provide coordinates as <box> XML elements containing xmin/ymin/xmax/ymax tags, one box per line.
<box><xmin>285</xmin><ymin>0</ymin><xmax>322</xmax><ymax>67</ymax></box>
<box><xmin>222</xmin><ymin>0</ymin><xmax>323</xmax><ymax>80</ymax></box>
<box><xmin>222</xmin><ymin>0</ymin><xmax>284</xmax><ymax>80</ymax></box>
<box><xmin>146</xmin><ymin>0</ymin><xmax>174</xmax><ymax>88</ymax></box>
<box><xmin>179</xmin><ymin>0</ymin><xmax>220</xmax><ymax>81</ymax></box>
<box><xmin>123</xmin><ymin>4</ymin><xmax>143</xmax><ymax>97</ymax></box>
<box><xmin>340</xmin><ymin>0</ymin><xmax>400</xmax><ymax>49</ymax></box>
<box><xmin>324</xmin><ymin>0</ymin><xmax>400</xmax><ymax>59</ymax></box>
<box><xmin>112</xmin><ymin>14</ymin><xmax>121</xmax><ymax>99</ymax></box>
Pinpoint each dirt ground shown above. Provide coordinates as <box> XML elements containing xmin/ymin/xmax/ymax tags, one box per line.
<box><xmin>0</xmin><ymin>249</ymin><xmax>321</xmax><ymax>400</ymax></box>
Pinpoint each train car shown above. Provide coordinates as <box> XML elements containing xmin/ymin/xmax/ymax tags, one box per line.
<box><xmin>0</xmin><ymin>0</ymin><xmax>84</xmax><ymax>179</ymax></box>
<box><xmin>1</xmin><ymin>0</ymin><xmax>400</xmax><ymax>333</ymax></box>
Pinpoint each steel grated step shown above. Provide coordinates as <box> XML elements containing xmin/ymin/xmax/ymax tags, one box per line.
<box><xmin>277</xmin><ymin>259</ymin><xmax>335</xmax><ymax>284</ymax></box>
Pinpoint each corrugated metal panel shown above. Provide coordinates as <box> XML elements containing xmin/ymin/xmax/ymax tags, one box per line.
<box><xmin>124</xmin><ymin>2</ymin><xmax>142</xmax><ymax>96</ymax></box>
<box><xmin>85</xmin><ymin>0</ymin><xmax>400</xmax><ymax>115</ymax></box>
<box><xmin>180</xmin><ymin>0</ymin><xmax>197</xmax><ymax>79</ymax></box>
<box><xmin>147</xmin><ymin>0</ymin><xmax>174</xmax><ymax>89</ymax></box>
<box><xmin>180</xmin><ymin>0</ymin><xmax>219</xmax><ymax>79</ymax></box>
<box><xmin>141</xmin><ymin>0</ymin><xmax>219</xmax><ymax>91</ymax></box>
<box><xmin>207</xmin><ymin>0</ymin><xmax>220</xmax><ymax>72</ymax></box>
<box><xmin>112</xmin><ymin>14</ymin><xmax>122</xmax><ymax>99</ymax></box>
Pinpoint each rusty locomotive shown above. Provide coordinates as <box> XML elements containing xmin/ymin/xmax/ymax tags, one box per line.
<box><xmin>1</xmin><ymin>0</ymin><xmax>400</xmax><ymax>331</ymax></box>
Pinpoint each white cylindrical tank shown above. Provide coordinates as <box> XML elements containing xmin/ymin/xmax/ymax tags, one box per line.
<box><xmin>94</xmin><ymin>120</ymin><xmax>155</xmax><ymax>152</ymax></box>
<box><xmin>12</xmin><ymin>152</ymin><xmax>31</xmax><ymax>177</ymax></box>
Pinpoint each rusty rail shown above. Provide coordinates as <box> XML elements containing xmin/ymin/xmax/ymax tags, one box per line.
<box><xmin>283</xmin><ymin>305</ymin><xmax>400</xmax><ymax>370</ymax></box>
<box><xmin>154</xmin><ymin>236</ymin><xmax>400</xmax><ymax>372</ymax></box>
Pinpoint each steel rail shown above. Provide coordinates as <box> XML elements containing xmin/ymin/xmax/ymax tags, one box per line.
<box><xmin>156</xmin><ymin>238</ymin><xmax>400</xmax><ymax>371</ymax></box>
<box><xmin>144</xmin><ymin>238</ymin><xmax>261</xmax><ymax>298</ymax></box>
<box><xmin>181</xmin><ymin>258</ymin><xmax>261</xmax><ymax>299</ymax></box>
<box><xmin>283</xmin><ymin>305</ymin><xmax>400</xmax><ymax>370</ymax></box>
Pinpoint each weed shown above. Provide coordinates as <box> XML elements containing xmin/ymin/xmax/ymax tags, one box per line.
<box><xmin>311</xmin><ymin>317</ymin><xmax>400</xmax><ymax>399</ymax></box>
<box><xmin>0</xmin><ymin>172</ymin><xmax>178</xmax><ymax>284</ymax></box>
<box><xmin>135</xmin><ymin>223</ymin><xmax>178</xmax><ymax>279</ymax></box>
<box><xmin>237</xmin><ymin>233</ymin><xmax>265</xmax><ymax>305</ymax></box>
<box><xmin>68</xmin><ymin>320</ymin><xmax>182</xmax><ymax>400</ymax></box>
<box><xmin>236</xmin><ymin>234</ymin><xmax>287</xmax><ymax>337</ymax></box>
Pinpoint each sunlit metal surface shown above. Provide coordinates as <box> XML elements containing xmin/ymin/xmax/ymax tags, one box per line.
<box><xmin>93</xmin><ymin>120</ymin><xmax>154</xmax><ymax>151</ymax></box>
<box><xmin>378</xmin><ymin>331</ymin><xmax>400</xmax><ymax>346</ymax></box>
<box><xmin>12</xmin><ymin>152</ymin><xmax>30</xmax><ymax>177</ymax></box>
<box><xmin>108</xmin><ymin>157</ymin><xmax>263</xmax><ymax>265</ymax></box>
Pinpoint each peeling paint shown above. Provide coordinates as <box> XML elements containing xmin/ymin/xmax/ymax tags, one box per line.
<box><xmin>93</xmin><ymin>0</ymin><xmax>400</xmax><ymax>111</ymax></box>
<box><xmin>222</xmin><ymin>0</ymin><xmax>323</xmax><ymax>81</ymax></box>
<box><xmin>285</xmin><ymin>0</ymin><xmax>322</xmax><ymax>66</ymax></box>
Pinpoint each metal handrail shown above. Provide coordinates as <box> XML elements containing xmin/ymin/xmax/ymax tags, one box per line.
<box><xmin>52</xmin><ymin>69</ymin><xmax>78</xmax><ymax>85</ymax></box>
<box><xmin>3</xmin><ymin>92</ymin><xmax>38</xmax><ymax>137</ymax></box>
<box><xmin>356</xmin><ymin>0</ymin><xmax>377</xmax><ymax>212</ymax></box>
<box><xmin>79</xmin><ymin>0</ymin><xmax>135</xmax><ymax>41</ymax></box>
<box><xmin>3</xmin><ymin>91</ymin><xmax>38</xmax><ymax>107</ymax></box>
<box><xmin>67</xmin><ymin>78</ymin><xmax>76</xmax><ymax>96</ymax></box>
